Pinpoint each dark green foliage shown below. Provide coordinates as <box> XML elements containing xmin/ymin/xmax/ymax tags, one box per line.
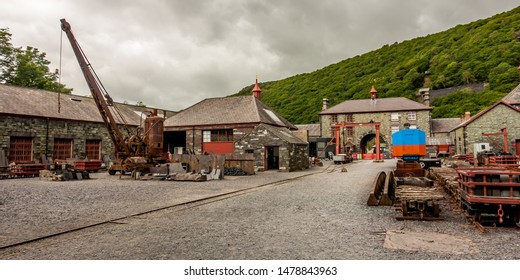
<box><xmin>234</xmin><ymin>7</ymin><xmax>520</xmax><ymax>124</ymax></box>
<box><xmin>431</xmin><ymin>87</ymin><xmax>506</xmax><ymax>118</ymax></box>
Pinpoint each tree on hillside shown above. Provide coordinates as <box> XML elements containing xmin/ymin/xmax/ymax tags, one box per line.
<box><xmin>0</xmin><ymin>27</ymin><xmax>71</xmax><ymax>93</ymax></box>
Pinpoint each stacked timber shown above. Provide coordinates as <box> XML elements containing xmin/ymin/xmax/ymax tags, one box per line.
<box><xmin>428</xmin><ymin>167</ymin><xmax>460</xmax><ymax>201</ymax></box>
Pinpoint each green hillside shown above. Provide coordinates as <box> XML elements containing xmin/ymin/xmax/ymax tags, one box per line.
<box><xmin>234</xmin><ymin>6</ymin><xmax>520</xmax><ymax>124</ymax></box>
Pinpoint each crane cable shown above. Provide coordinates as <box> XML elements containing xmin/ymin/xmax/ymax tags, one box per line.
<box><xmin>58</xmin><ymin>29</ymin><xmax>63</xmax><ymax>114</ymax></box>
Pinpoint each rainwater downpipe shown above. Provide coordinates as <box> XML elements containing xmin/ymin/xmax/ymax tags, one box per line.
<box><xmin>45</xmin><ymin>118</ymin><xmax>49</xmax><ymax>157</ymax></box>
<box><xmin>463</xmin><ymin>126</ymin><xmax>467</xmax><ymax>154</ymax></box>
<box><xmin>192</xmin><ymin>126</ymin><xmax>196</xmax><ymax>153</ymax></box>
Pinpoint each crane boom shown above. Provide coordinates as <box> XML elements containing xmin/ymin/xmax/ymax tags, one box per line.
<box><xmin>60</xmin><ymin>19</ymin><xmax>167</xmax><ymax>176</ymax></box>
<box><xmin>60</xmin><ymin>19</ymin><xmax>146</xmax><ymax>164</ymax></box>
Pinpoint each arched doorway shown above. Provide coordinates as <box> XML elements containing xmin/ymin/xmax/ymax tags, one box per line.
<box><xmin>360</xmin><ymin>133</ymin><xmax>386</xmax><ymax>155</ymax></box>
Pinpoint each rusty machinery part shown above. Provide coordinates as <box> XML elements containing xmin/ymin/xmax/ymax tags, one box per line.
<box><xmin>394</xmin><ymin>161</ymin><xmax>425</xmax><ymax>177</ymax></box>
<box><xmin>379</xmin><ymin>171</ymin><xmax>396</xmax><ymax>206</ymax></box>
<box><xmin>397</xmin><ymin>199</ymin><xmax>442</xmax><ymax>221</ymax></box>
<box><xmin>367</xmin><ymin>171</ymin><xmax>387</xmax><ymax>206</ymax></box>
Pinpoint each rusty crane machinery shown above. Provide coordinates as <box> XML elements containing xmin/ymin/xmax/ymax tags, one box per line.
<box><xmin>60</xmin><ymin>19</ymin><xmax>168</xmax><ymax>176</ymax></box>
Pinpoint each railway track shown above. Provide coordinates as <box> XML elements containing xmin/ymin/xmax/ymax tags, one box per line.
<box><xmin>0</xmin><ymin>164</ymin><xmax>342</xmax><ymax>253</ymax></box>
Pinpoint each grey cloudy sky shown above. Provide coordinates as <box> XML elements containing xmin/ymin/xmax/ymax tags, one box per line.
<box><xmin>1</xmin><ymin>0</ymin><xmax>519</xmax><ymax>111</ymax></box>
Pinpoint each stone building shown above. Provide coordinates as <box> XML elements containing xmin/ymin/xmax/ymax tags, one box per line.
<box><xmin>502</xmin><ymin>83</ymin><xmax>520</xmax><ymax>109</ymax></box>
<box><xmin>319</xmin><ymin>86</ymin><xmax>432</xmax><ymax>158</ymax></box>
<box><xmin>163</xmin><ymin>79</ymin><xmax>308</xmax><ymax>172</ymax></box>
<box><xmin>295</xmin><ymin>123</ymin><xmax>327</xmax><ymax>158</ymax></box>
<box><xmin>428</xmin><ymin>118</ymin><xmax>460</xmax><ymax>157</ymax></box>
<box><xmin>234</xmin><ymin>123</ymin><xmax>308</xmax><ymax>172</ymax></box>
<box><xmin>0</xmin><ymin>84</ymin><xmax>175</xmax><ymax>164</ymax></box>
<box><xmin>449</xmin><ymin>100</ymin><xmax>520</xmax><ymax>156</ymax></box>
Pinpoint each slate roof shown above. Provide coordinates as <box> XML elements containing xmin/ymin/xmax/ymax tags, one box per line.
<box><xmin>502</xmin><ymin>83</ymin><xmax>520</xmax><ymax>106</ymax></box>
<box><xmin>0</xmin><ymin>84</ymin><xmax>174</xmax><ymax>126</ymax></box>
<box><xmin>164</xmin><ymin>95</ymin><xmax>297</xmax><ymax>129</ymax></box>
<box><xmin>257</xmin><ymin>124</ymin><xmax>308</xmax><ymax>145</ymax></box>
<box><xmin>320</xmin><ymin>97</ymin><xmax>431</xmax><ymax>115</ymax></box>
<box><xmin>450</xmin><ymin>100</ymin><xmax>520</xmax><ymax>131</ymax></box>
<box><xmin>431</xmin><ymin>118</ymin><xmax>461</xmax><ymax>134</ymax></box>
<box><xmin>295</xmin><ymin>124</ymin><xmax>321</xmax><ymax>137</ymax></box>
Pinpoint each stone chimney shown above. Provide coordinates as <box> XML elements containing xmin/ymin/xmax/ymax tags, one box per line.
<box><xmin>423</xmin><ymin>90</ymin><xmax>430</xmax><ymax>107</ymax></box>
<box><xmin>322</xmin><ymin>98</ymin><xmax>329</xmax><ymax>111</ymax></box>
<box><xmin>423</xmin><ymin>70</ymin><xmax>431</xmax><ymax>88</ymax></box>
<box><xmin>417</xmin><ymin>88</ymin><xmax>430</xmax><ymax>106</ymax></box>
<box><xmin>252</xmin><ymin>76</ymin><xmax>261</xmax><ymax>100</ymax></box>
<box><xmin>461</xmin><ymin>111</ymin><xmax>471</xmax><ymax>122</ymax></box>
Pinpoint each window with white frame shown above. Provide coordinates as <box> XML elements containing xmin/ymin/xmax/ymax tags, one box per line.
<box><xmin>203</xmin><ymin>131</ymin><xmax>211</xmax><ymax>143</ymax></box>
<box><xmin>409</xmin><ymin>125</ymin><xmax>417</xmax><ymax>129</ymax></box>
<box><xmin>407</xmin><ymin>111</ymin><xmax>417</xmax><ymax>121</ymax></box>
<box><xmin>203</xmin><ymin>130</ymin><xmax>233</xmax><ymax>142</ymax></box>
<box><xmin>391</xmin><ymin>125</ymin><xmax>400</xmax><ymax>134</ymax></box>
<box><xmin>391</xmin><ymin>113</ymin><xmax>399</xmax><ymax>121</ymax></box>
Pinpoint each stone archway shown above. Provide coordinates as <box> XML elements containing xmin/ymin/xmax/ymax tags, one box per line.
<box><xmin>360</xmin><ymin>133</ymin><xmax>386</xmax><ymax>154</ymax></box>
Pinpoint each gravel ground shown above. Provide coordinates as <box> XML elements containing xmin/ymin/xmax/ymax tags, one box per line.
<box><xmin>0</xmin><ymin>159</ymin><xmax>519</xmax><ymax>260</ymax></box>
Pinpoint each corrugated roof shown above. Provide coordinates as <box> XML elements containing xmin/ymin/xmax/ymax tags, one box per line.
<box><xmin>502</xmin><ymin>83</ymin><xmax>520</xmax><ymax>105</ymax></box>
<box><xmin>164</xmin><ymin>95</ymin><xmax>296</xmax><ymax>129</ymax></box>
<box><xmin>295</xmin><ymin>124</ymin><xmax>321</xmax><ymax>137</ymax></box>
<box><xmin>320</xmin><ymin>97</ymin><xmax>431</xmax><ymax>115</ymax></box>
<box><xmin>431</xmin><ymin>118</ymin><xmax>461</xmax><ymax>133</ymax></box>
<box><xmin>0</xmin><ymin>84</ymin><xmax>174</xmax><ymax>126</ymax></box>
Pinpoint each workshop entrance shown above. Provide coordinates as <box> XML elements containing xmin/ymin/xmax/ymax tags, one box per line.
<box><xmin>266</xmin><ymin>146</ymin><xmax>279</xmax><ymax>170</ymax></box>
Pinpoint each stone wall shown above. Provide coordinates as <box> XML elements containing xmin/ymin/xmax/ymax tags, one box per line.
<box><xmin>235</xmin><ymin>125</ymin><xmax>309</xmax><ymax>172</ymax></box>
<box><xmin>0</xmin><ymin>115</ymin><xmax>122</xmax><ymax>163</ymax></box>
<box><xmin>320</xmin><ymin>110</ymin><xmax>431</xmax><ymax>154</ymax></box>
<box><xmin>450</xmin><ymin>104</ymin><xmax>520</xmax><ymax>155</ymax></box>
<box><xmin>287</xmin><ymin>143</ymin><xmax>310</xmax><ymax>172</ymax></box>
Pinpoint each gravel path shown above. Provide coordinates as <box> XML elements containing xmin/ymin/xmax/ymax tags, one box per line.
<box><xmin>0</xmin><ymin>159</ymin><xmax>519</xmax><ymax>260</ymax></box>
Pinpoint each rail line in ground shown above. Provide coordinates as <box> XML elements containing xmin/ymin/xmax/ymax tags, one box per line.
<box><xmin>0</xmin><ymin>164</ymin><xmax>341</xmax><ymax>253</ymax></box>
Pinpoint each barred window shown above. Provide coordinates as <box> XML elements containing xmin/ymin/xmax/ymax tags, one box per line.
<box><xmin>9</xmin><ymin>137</ymin><xmax>33</xmax><ymax>162</ymax></box>
<box><xmin>346</xmin><ymin>127</ymin><xmax>354</xmax><ymax>137</ymax></box>
<box><xmin>53</xmin><ymin>138</ymin><xmax>73</xmax><ymax>160</ymax></box>
<box><xmin>407</xmin><ymin>111</ymin><xmax>417</xmax><ymax>121</ymax></box>
<box><xmin>85</xmin><ymin>140</ymin><xmax>101</xmax><ymax>160</ymax></box>
<box><xmin>211</xmin><ymin>130</ymin><xmax>233</xmax><ymax>142</ymax></box>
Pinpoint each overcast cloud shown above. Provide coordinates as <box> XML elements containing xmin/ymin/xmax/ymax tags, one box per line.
<box><xmin>1</xmin><ymin>0</ymin><xmax>519</xmax><ymax>111</ymax></box>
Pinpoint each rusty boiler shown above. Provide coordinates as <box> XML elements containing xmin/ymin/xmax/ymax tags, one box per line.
<box><xmin>145</xmin><ymin>109</ymin><xmax>164</xmax><ymax>156</ymax></box>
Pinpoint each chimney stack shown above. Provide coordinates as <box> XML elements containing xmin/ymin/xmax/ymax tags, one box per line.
<box><xmin>461</xmin><ymin>111</ymin><xmax>471</xmax><ymax>122</ymax></box>
<box><xmin>322</xmin><ymin>98</ymin><xmax>329</xmax><ymax>111</ymax></box>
